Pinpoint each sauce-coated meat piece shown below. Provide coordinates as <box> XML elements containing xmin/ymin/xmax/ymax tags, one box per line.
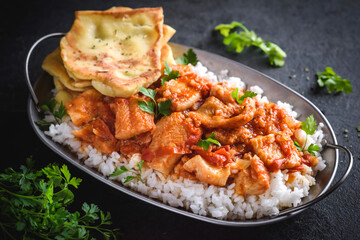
<box><xmin>234</xmin><ymin>154</ymin><xmax>270</xmax><ymax>195</ymax></box>
<box><xmin>72</xmin><ymin>119</ymin><xmax>118</xmax><ymax>154</ymax></box>
<box><xmin>249</xmin><ymin>134</ymin><xmax>301</xmax><ymax>171</ymax></box>
<box><xmin>110</xmin><ymin>95</ymin><xmax>155</xmax><ymax>140</ymax></box>
<box><xmin>157</xmin><ymin>73</ymin><xmax>211</xmax><ymax>112</ymax></box>
<box><xmin>66</xmin><ymin>89</ymin><xmax>114</xmax><ymax>127</ymax></box>
<box><xmin>183</xmin><ymin>155</ymin><xmax>231</xmax><ymax>186</ymax></box>
<box><xmin>142</xmin><ymin>112</ymin><xmax>202</xmax><ymax>175</ymax></box>
<box><xmin>188</xmin><ymin>96</ymin><xmax>255</xmax><ymax>128</ymax></box>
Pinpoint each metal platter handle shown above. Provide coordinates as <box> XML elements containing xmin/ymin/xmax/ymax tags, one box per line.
<box><xmin>274</xmin><ymin>142</ymin><xmax>353</xmax><ymax>217</ymax></box>
<box><xmin>25</xmin><ymin>33</ymin><xmax>66</xmax><ymax>112</ymax></box>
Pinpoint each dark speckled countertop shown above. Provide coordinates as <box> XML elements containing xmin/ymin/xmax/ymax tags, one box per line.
<box><xmin>1</xmin><ymin>0</ymin><xmax>359</xmax><ymax>239</ymax></box>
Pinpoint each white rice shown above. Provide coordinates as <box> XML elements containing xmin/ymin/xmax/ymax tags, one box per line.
<box><xmin>45</xmin><ymin>62</ymin><xmax>326</xmax><ymax>220</ymax></box>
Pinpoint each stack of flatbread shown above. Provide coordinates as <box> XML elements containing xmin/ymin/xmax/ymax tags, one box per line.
<box><xmin>42</xmin><ymin>7</ymin><xmax>176</xmax><ymax>103</ymax></box>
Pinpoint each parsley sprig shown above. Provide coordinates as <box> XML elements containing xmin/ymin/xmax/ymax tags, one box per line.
<box><xmin>197</xmin><ymin>133</ymin><xmax>221</xmax><ymax>151</ymax></box>
<box><xmin>137</xmin><ymin>86</ymin><xmax>172</xmax><ymax>118</ymax></box>
<box><xmin>161</xmin><ymin>61</ymin><xmax>180</xmax><ymax>86</ymax></box>
<box><xmin>0</xmin><ymin>158</ymin><xmax>119</xmax><ymax>239</ymax></box>
<box><xmin>214</xmin><ymin>21</ymin><xmax>287</xmax><ymax>67</ymax></box>
<box><xmin>294</xmin><ymin>115</ymin><xmax>320</xmax><ymax>156</ymax></box>
<box><xmin>37</xmin><ymin>99</ymin><xmax>67</xmax><ymax>126</ymax></box>
<box><xmin>317</xmin><ymin>67</ymin><xmax>352</xmax><ymax>94</ymax></box>
<box><xmin>177</xmin><ymin>48</ymin><xmax>198</xmax><ymax>66</ymax></box>
<box><xmin>109</xmin><ymin>160</ymin><xmax>144</xmax><ymax>183</ymax></box>
<box><xmin>231</xmin><ymin>88</ymin><xmax>257</xmax><ymax>104</ymax></box>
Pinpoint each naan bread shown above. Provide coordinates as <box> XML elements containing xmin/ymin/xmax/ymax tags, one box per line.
<box><xmin>42</xmin><ymin>48</ymin><xmax>92</xmax><ymax>92</ymax></box>
<box><xmin>60</xmin><ymin>7</ymin><xmax>165</xmax><ymax>97</ymax></box>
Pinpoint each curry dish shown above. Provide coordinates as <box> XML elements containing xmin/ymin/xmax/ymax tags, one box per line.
<box><xmin>63</xmin><ymin>63</ymin><xmax>318</xmax><ymax>196</ymax></box>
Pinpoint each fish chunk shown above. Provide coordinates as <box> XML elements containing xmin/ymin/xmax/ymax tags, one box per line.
<box><xmin>183</xmin><ymin>155</ymin><xmax>231</xmax><ymax>186</ymax></box>
<box><xmin>142</xmin><ymin>112</ymin><xmax>202</xmax><ymax>175</ymax></box>
<box><xmin>234</xmin><ymin>155</ymin><xmax>270</xmax><ymax>195</ymax></box>
<box><xmin>72</xmin><ymin>119</ymin><xmax>118</xmax><ymax>154</ymax></box>
<box><xmin>110</xmin><ymin>95</ymin><xmax>155</xmax><ymax>140</ymax></box>
<box><xmin>157</xmin><ymin>73</ymin><xmax>211</xmax><ymax>112</ymax></box>
<box><xmin>65</xmin><ymin>89</ymin><xmax>114</xmax><ymax>128</ymax></box>
<box><xmin>188</xmin><ymin>96</ymin><xmax>255</xmax><ymax>129</ymax></box>
<box><xmin>249</xmin><ymin>134</ymin><xmax>301</xmax><ymax>171</ymax></box>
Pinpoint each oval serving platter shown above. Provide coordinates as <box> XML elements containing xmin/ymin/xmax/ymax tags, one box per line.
<box><xmin>27</xmin><ymin>38</ymin><xmax>353</xmax><ymax>226</ymax></box>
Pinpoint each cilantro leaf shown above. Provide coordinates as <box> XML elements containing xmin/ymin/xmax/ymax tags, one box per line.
<box><xmin>232</xmin><ymin>89</ymin><xmax>257</xmax><ymax>104</ymax></box>
<box><xmin>301</xmin><ymin>114</ymin><xmax>317</xmax><ymax>135</ymax></box>
<box><xmin>110</xmin><ymin>161</ymin><xmax>145</xmax><ymax>184</ymax></box>
<box><xmin>138</xmin><ymin>87</ymin><xmax>172</xmax><ymax>119</ymax></box>
<box><xmin>307</xmin><ymin>144</ymin><xmax>320</xmax><ymax>156</ymax></box>
<box><xmin>161</xmin><ymin>61</ymin><xmax>180</xmax><ymax>85</ymax></box>
<box><xmin>215</xmin><ymin>21</ymin><xmax>287</xmax><ymax>67</ymax></box>
<box><xmin>293</xmin><ymin>140</ymin><xmax>302</xmax><ymax>151</ymax></box>
<box><xmin>138</xmin><ymin>100</ymin><xmax>155</xmax><ymax>115</ymax></box>
<box><xmin>197</xmin><ymin>133</ymin><xmax>221</xmax><ymax>151</ymax></box>
<box><xmin>38</xmin><ymin>99</ymin><xmax>67</xmax><ymax>126</ymax></box>
<box><xmin>0</xmin><ymin>160</ymin><xmax>119</xmax><ymax>239</ymax></box>
<box><xmin>158</xmin><ymin>99</ymin><xmax>172</xmax><ymax>116</ymax></box>
<box><xmin>317</xmin><ymin>67</ymin><xmax>352</xmax><ymax>94</ymax></box>
<box><xmin>139</xmin><ymin>86</ymin><xmax>156</xmax><ymax>100</ymax></box>
<box><xmin>177</xmin><ymin>48</ymin><xmax>198</xmax><ymax>66</ymax></box>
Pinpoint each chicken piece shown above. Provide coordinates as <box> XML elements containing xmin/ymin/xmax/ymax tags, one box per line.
<box><xmin>66</xmin><ymin>89</ymin><xmax>114</xmax><ymax>127</ymax></box>
<box><xmin>208</xmin><ymin>125</ymin><xmax>255</xmax><ymax>145</ymax></box>
<box><xmin>157</xmin><ymin>73</ymin><xmax>211</xmax><ymax>112</ymax></box>
<box><xmin>72</xmin><ymin>119</ymin><xmax>117</xmax><ymax>154</ymax></box>
<box><xmin>142</xmin><ymin>112</ymin><xmax>202</xmax><ymax>175</ymax></box>
<box><xmin>188</xmin><ymin>96</ymin><xmax>256</xmax><ymax>128</ymax></box>
<box><xmin>183</xmin><ymin>155</ymin><xmax>231</xmax><ymax>186</ymax></box>
<box><xmin>234</xmin><ymin>155</ymin><xmax>270</xmax><ymax>195</ymax></box>
<box><xmin>249</xmin><ymin>134</ymin><xmax>301</xmax><ymax>171</ymax></box>
<box><xmin>110</xmin><ymin>95</ymin><xmax>155</xmax><ymax>140</ymax></box>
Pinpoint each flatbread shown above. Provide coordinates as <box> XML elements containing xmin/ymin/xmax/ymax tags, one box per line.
<box><xmin>60</xmin><ymin>7</ymin><xmax>165</xmax><ymax>97</ymax></box>
<box><xmin>41</xmin><ymin>48</ymin><xmax>92</xmax><ymax>92</ymax></box>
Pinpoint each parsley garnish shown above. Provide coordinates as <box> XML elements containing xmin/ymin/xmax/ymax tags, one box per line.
<box><xmin>197</xmin><ymin>133</ymin><xmax>221</xmax><ymax>151</ymax></box>
<box><xmin>177</xmin><ymin>48</ymin><xmax>198</xmax><ymax>66</ymax></box>
<box><xmin>294</xmin><ymin>115</ymin><xmax>320</xmax><ymax>156</ymax></box>
<box><xmin>161</xmin><ymin>61</ymin><xmax>180</xmax><ymax>85</ymax></box>
<box><xmin>0</xmin><ymin>158</ymin><xmax>119</xmax><ymax>239</ymax></box>
<box><xmin>317</xmin><ymin>67</ymin><xmax>352</xmax><ymax>94</ymax></box>
<box><xmin>110</xmin><ymin>160</ymin><xmax>144</xmax><ymax>183</ymax></box>
<box><xmin>138</xmin><ymin>86</ymin><xmax>172</xmax><ymax>118</ymax></box>
<box><xmin>37</xmin><ymin>99</ymin><xmax>67</xmax><ymax>126</ymax></box>
<box><xmin>231</xmin><ymin>88</ymin><xmax>257</xmax><ymax>104</ymax></box>
<box><xmin>214</xmin><ymin>21</ymin><xmax>287</xmax><ymax>67</ymax></box>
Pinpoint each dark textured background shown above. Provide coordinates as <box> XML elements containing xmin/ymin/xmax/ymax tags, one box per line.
<box><xmin>1</xmin><ymin>0</ymin><xmax>359</xmax><ymax>239</ymax></box>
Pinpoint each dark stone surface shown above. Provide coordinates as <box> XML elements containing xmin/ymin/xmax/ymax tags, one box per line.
<box><xmin>0</xmin><ymin>0</ymin><xmax>359</xmax><ymax>239</ymax></box>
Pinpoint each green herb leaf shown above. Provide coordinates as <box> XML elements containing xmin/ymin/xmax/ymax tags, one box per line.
<box><xmin>38</xmin><ymin>99</ymin><xmax>67</xmax><ymax>126</ymax></box>
<box><xmin>356</xmin><ymin>125</ymin><xmax>360</xmax><ymax>132</ymax></box>
<box><xmin>161</xmin><ymin>61</ymin><xmax>180</xmax><ymax>85</ymax></box>
<box><xmin>110</xmin><ymin>162</ymin><xmax>144</xmax><ymax>184</ymax></box>
<box><xmin>232</xmin><ymin>89</ymin><xmax>257</xmax><ymax>104</ymax></box>
<box><xmin>138</xmin><ymin>100</ymin><xmax>155</xmax><ymax>115</ymax></box>
<box><xmin>293</xmin><ymin>140</ymin><xmax>302</xmax><ymax>151</ymax></box>
<box><xmin>197</xmin><ymin>133</ymin><xmax>221</xmax><ymax>151</ymax></box>
<box><xmin>0</xmin><ymin>160</ymin><xmax>119</xmax><ymax>239</ymax></box>
<box><xmin>317</xmin><ymin>67</ymin><xmax>352</xmax><ymax>94</ymax></box>
<box><xmin>158</xmin><ymin>99</ymin><xmax>172</xmax><ymax>116</ymax></box>
<box><xmin>139</xmin><ymin>86</ymin><xmax>156</xmax><ymax>100</ymax></box>
<box><xmin>301</xmin><ymin>114</ymin><xmax>317</xmax><ymax>135</ymax></box>
<box><xmin>307</xmin><ymin>144</ymin><xmax>320</xmax><ymax>156</ymax></box>
<box><xmin>177</xmin><ymin>48</ymin><xmax>198</xmax><ymax>66</ymax></box>
<box><xmin>215</xmin><ymin>21</ymin><xmax>287</xmax><ymax>67</ymax></box>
